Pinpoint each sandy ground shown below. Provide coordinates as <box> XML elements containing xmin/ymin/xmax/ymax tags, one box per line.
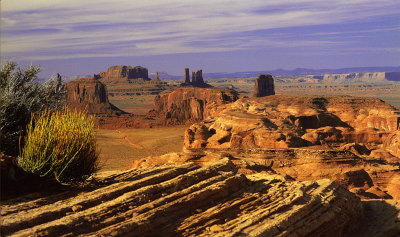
<box><xmin>95</xmin><ymin>126</ymin><xmax>188</xmax><ymax>171</ymax></box>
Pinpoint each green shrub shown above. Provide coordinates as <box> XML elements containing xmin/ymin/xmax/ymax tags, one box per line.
<box><xmin>19</xmin><ymin>107</ymin><xmax>98</xmax><ymax>185</ymax></box>
<box><xmin>0</xmin><ymin>62</ymin><xmax>64</xmax><ymax>156</ymax></box>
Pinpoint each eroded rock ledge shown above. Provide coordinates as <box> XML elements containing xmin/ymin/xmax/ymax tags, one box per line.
<box><xmin>1</xmin><ymin>159</ymin><xmax>362</xmax><ymax>237</ymax></box>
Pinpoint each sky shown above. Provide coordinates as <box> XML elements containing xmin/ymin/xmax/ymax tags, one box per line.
<box><xmin>1</xmin><ymin>0</ymin><xmax>400</xmax><ymax>78</ymax></box>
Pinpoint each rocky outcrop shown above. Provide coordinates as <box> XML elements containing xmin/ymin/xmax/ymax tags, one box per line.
<box><xmin>129</xmin><ymin>147</ymin><xmax>400</xmax><ymax>200</ymax></box>
<box><xmin>66</xmin><ymin>77</ymin><xmax>122</xmax><ymax>115</ymax></box>
<box><xmin>192</xmin><ymin>70</ymin><xmax>204</xmax><ymax>85</ymax></box>
<box><xmin>177</xmin><ymin>95</ymin><xmax>400</xmax><ymax>200</ymax></box>
<box><xmin>1</xmin><ymin>159</ymin><xmax>365</xmax><ymax>237</ymax></box>
<box><xmin>253</xmin><ymin>74</ymin><xmax>275</xmax><ymax>97</ymax></box>
<box><xmin>181</xmin><ymin>68</ymin><xmax>212</xmax><ymax>88</ymax></box>
<box><xmin>384</xmin><ymin>131</ymin><xmax>400</xmax><ymax>157</ymax></box>
<box><xmin>184</xmin><ymin>68</ymin><xmax>190</xmax><ymax>84</ymax></box>
<box><xmin>184</xmin><ymin>95</ymin><xmax>400</xmax><ymax>150</ymax></box>
<box><xmin>152</xmin><ymin>88</ymin><xmax>239</xmax><ymax>125</ymax></box>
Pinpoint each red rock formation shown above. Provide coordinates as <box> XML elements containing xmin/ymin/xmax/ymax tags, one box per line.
<box><xmin>152</xmin><ymin>88</ymin><xmax>239</xmax><ymax>125</ymax></box>
<box><xmin>180</xmin><ymin>68</ymin><xmax>212</xmax><ymax>88</ymax></box>
<box><xmin>253</xmin><ymin>74</ymin><xmax>275</xmax><ymax>97</ymax></box>
<box><xmin>191</xmin><ymin>70</ymin><xmax>203</xmax><ymax>85</ymax></box>
<box><xmin>129</xmin><ymin>147</ymin><xmax>399</xmax><ymax>200</ymax></box>
<box><xmin>384</xmin><ymin>131</ymin><xmax>400</xmax><ymax>157</ymax></box>
<box><xmin>184</xmin><ymin>68</ymin><xmax>190</xmax><ymax>84</ymax></box>
<box><xmin>66</xmin><ymin>77</ymin><xmax>121</xmax><ymax>115</ymax></box>
<box><xmin>184</xmin><ymin>95</ymin><xmax>399</xmax><ymax>150</ymax></box>
<box><xmin>173</xmin><ymin>95</ymin><xmax>400</xmax><ymax>200</ymax></box>
<box><xmin>98</xmin><ymin>65</ymin><xmax>150</xmax><ymax>84</ymax></box>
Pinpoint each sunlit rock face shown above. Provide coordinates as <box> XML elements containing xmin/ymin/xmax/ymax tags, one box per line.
<box><xmin>153</xmin><ymin>87</ymin><xmax>239</xmax><ymax>125</ymax></box>
<box><xmin>1</xmin><ymin>159</ymin><xmax>364</xmax><ymax>236</ymax></box>
<box><xmin>184</xmin><ymin>95</ymin><xmax>400</xmax><ymax>149</ymax></box>
<box><xmin>66</xmin><ymin>77</ymin><xmax>119</xmax><ymax>115</ymax></box>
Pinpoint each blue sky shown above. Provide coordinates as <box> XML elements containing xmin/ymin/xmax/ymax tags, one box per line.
<box><xmin>1</xmin><ymin>0</ymin><xmax>400</xmax><ymax>78</ymax></box>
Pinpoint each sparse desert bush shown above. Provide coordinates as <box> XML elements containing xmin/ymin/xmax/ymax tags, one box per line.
<box><xmin>0</xmin><ymin>61</ymin><xmax>64</xmax><ymax>156</ymax></box>
<box><xmin>19</xmin><ymin>107</ymin><xmax>98</xmax><ymax>185</ymax></box>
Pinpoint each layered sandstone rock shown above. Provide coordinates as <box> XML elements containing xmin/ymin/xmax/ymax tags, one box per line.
<box><xmin>384</xmin><ymin>131</ymin><xmax>400</xmax><ymax>157</ymax></box>
<box><xmin>66</xmin><ymin>77</ymin><xmax>122</xmax><ymax>115</ymax></box>
<box><xmin>152</xmin><ymin>88</ymin><xmax>239</xmax><ymax>125</ymax></box>
<box><xmin>184</xmin><ymin>95</ymin><xmax>400</xmax><ymax>149</ymax></box>
<box><xmin>129</xmin><ymin>147</ymin><xmax>400</xmax><ymax>199</ymax></box>
<box><xmin>253</xmin><ymin>74</ymin><xmax>275</xmax><ymax>97</ymax></box>
<box><xmin>1</xmin><ymin>159</ymin><xmax>365</xmax><ymax>237</ymax></box>
<box><xmin>177</xmin><ymin>95</ymin><xmax>400</xmax><ymax>200</ymax></box>
<box><xmin>319</xmin><ymin>71</ymin><xmax>400</xmax><ymax>83</ymax></box>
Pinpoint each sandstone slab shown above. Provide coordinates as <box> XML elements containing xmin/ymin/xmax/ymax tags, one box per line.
<box><xmin>1</xmin><ymin>159</ymin><xmax>364</xmax><ymax>237</ymax></box>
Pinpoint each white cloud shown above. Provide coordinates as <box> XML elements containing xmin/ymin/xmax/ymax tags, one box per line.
<box><xmin>1</xmin><ymin>0</ymin><xmax>399</xmax><ymax>60</ymax></box>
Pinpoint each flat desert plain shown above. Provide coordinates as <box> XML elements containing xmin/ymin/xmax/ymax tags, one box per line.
<box><xmin>96</xmin><ymin>126</ymin><xmax>188</xmax><ymax>171</ymax></box>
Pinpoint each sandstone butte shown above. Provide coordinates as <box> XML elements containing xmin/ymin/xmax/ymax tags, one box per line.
<box><xmin>151</xmin><ymin>87</ymin><xmax>239</xmax><ymax>124</ymax></box>
<box><xmin>253</xmin><ymin>74</ymin><xmax>275</xmax><ymax>97</ymax></box>
<box><xmin>65</xmin><ymin>77</ymin><xmax>123</xmax><ymax>115</ymax></box>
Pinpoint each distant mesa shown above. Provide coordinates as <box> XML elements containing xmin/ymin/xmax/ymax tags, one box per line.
<box><xmin>94</xmin><ymin>65</ymin><xmax>172</xmax><ymax>97</ymax></box>
<box><xmin>180</xmin><ymin>68</ymin><xmax>212</xmax><ymax>88</ymax></box>
<box><xmin>316</xmin><ymin>72</ymin><xmax>399</xmax><ymax>83</ymax></box>
<box><xmin>253</xmin><ymin>74</ymin><xmax>275</xmax><ymax>97</ymax></box>
<box><xmin>97</xmin><ymin>65</ymin><xmax>151</xmax><ymax>84</ymax></box>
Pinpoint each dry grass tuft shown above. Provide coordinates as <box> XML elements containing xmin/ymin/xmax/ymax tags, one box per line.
<box><xmin>19</xmin><ymin>107</ymin><xmax>98</xmax><ymax>185</ymax></box>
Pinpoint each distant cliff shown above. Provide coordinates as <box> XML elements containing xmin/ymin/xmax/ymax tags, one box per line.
<box><xmin>98</xmin><ymin>65</ymin><xmax>150</xmax><ymax>84</ymax></box>
<box><xmin>317</xmin><ymin>72</ymin><xmax>400</xmax><ymax>82</ymax></box>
